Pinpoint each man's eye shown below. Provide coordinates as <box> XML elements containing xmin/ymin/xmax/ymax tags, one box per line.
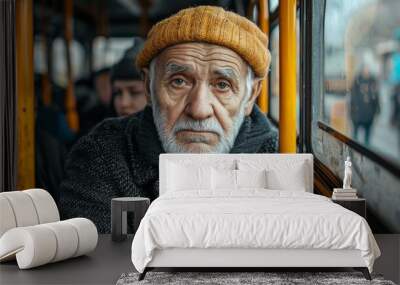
<box><xmin>171</xmin><ymin>78</ymin><xmax>186</xmax><ymax>87</ymax></box>
<box><xmin>216</xmin><ymin>81</ymin><xmax>230</xmax><ymax>90</ymax></box>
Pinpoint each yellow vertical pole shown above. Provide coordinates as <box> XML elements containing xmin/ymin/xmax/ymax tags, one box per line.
<box><xmin>16</xmin><ymin>0</ymin><xmax>35</xmax><ymax>189</ymax></box>
<box><xmin>279</xmin><ymin>0</ymin><xmax>297</xmax><ymax>153</ymax></box>
<box><xmin>258</xmin><ymin>0</ymin><xmax>269</xmax><ymax>114</ymax></box>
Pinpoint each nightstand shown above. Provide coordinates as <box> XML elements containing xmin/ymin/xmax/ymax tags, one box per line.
<box><xmin>332</xmin><ymin>198</ymin><xmax>366</xmax><ymax>219</ymax></box>
<box><xmin>111</xmin><ymin>197</ymin><xmax>150</xmax><ymax>242</ymax></box>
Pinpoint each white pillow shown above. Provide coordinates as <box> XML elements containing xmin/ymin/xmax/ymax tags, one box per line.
<box><xmin>237</xmin><ymin>159</ymin><xmax>308</xmax><ymax>191</ymax></box>
<box><xmin>211</xmin><ymin>168</ymin><xmax>237</xmax><ymax>190</ymax></box>
<box><xmin>167</xmin><ymin>162</ymin><xmax>212</xmax><ymax>191</ymax></box>
<box><xmin>266</xmin><ymin>162</ymin><xmax>307</xmax><ymax>191</ymax></box>
<box><xmin>236</xmin><ymin>169</ymin><xmax>267</xmax><ymax>189</ymax></box>
<box><xmin>211</xmin><ymin>169</ymin><xmax>268</xmax><ymax>190</ymax></box>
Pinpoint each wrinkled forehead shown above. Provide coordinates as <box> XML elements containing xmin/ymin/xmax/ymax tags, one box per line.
<box><xmin>155</xmin><ymin>42</ymin><xmax>248</xmax><ymax>77</ymax></box>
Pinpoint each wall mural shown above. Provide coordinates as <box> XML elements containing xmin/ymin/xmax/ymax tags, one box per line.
<box><xmin>56</xmin><ymin>6</ymin><xmax>279</xmax><ymax>234</ymax></box>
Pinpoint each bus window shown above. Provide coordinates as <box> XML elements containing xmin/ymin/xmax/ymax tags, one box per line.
<box><xmin>314</xmin><ymin>0</ymin><xmax>400</xmax><ymax>233</ymax></box>
<box><xmin>323</xmin><ymin>0</ymin><xmax>400</xmax><ymax>164</ymax></box>
<box><xmin>52</xmin><ymin>38</ymin><xmax>86</xmax><ymax>87</ymax></box>
<box><xmin>269</xmin><ymin>0</ymin><xmax>279</xmax><ymax>13</ymax></box>
<box><xmin>92</xmin><ymin>37</ymin><xmax>133</xmax><ymax>71</ymax></box>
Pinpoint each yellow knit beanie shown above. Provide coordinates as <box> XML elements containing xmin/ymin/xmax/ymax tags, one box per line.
<box><xmin>136</xmin><ymin>5</ymin><xmax>271</xmax><ymax>78</ymax></box>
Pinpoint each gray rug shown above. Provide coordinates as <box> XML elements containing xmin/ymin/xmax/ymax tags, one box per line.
<box><xmin>116</xmin><ymin>272</ymin><xmax>396</xmax><ymax>285</ymax></box>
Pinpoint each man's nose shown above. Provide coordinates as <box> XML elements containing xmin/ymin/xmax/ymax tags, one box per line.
<box><xmin>185</xmin><ymin>83</ymin><xmax>213</xmax><ymax>120</ymax></box>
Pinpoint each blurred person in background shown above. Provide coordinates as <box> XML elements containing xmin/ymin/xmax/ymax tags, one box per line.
<box><xmin>109</xmin><ymin>37</ymin><xmax>147</xmax><ymax>117</ymax></box>
<box><xmin>350</xmin><ymin>64</ymin><xmax>380</xmax><ymax>145</ymax></box>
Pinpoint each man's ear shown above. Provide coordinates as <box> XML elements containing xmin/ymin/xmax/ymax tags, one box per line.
<box><xmin>142</xmin><ymin>68</ymin><xmax>152</xmax><ymax>105</ymax></box>
<box><xmin>244</xmin><ymin>78</ymin><xmax>263</xmax><ymax>116</ymax></box>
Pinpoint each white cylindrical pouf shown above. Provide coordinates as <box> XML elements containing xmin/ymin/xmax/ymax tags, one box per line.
<box><xmin>24</xmin><ymin>189</ymin><xmax>60</xmax><ymax>223</ymax></box>
<box><xmin>0</xmin><ymin>218</ymin><xmax>98</xmax><ymax>269</ymax></box>
<box><xmin>0</xmin><ymin>226</ymin><xmax>57</xmax><ymax>269</ymax></box>
<box><xmin>42</xmin><ymin>221</ymin><xmax>79</xmax><ymax>262</ymax></box>
<box><xmin>0</xmin><ymin>191</ymin><xmax>39</xmax><ymax>227</ymax></box>
<box><xmin>0</xmin><ymin>196</ymin><xmax>17</xmax><ymax>237</ymax></box>
<box><xmin>65</xmin><ymin>218</ymin><xmax>98</xmax><ymax>257</ymax></box>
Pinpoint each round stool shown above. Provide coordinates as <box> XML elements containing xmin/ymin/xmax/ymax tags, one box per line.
<box><xmin>111</xmin><ymin>197</ymin><xmax>150</xmax><ymax>242</ymax></box>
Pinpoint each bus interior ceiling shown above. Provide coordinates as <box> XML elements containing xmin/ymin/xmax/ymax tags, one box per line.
<box><xmin>34</xmin><ymin>0</ymin><xmax>238</xmax><ymax>41</ymax></box>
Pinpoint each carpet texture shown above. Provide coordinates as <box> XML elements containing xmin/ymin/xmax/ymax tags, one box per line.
<box><xmin>116</xmin><ymin>272</ymin><xmax>396</xmax><ymax>285</ymax></box>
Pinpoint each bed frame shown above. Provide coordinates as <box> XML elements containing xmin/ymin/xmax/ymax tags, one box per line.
<box><xmin>140</xmin><ymin>248</ymin><xmax>370</xmax><ymax>280</ymax></box>
<box><xmin>138</xmin><ymin>154</ymin><xmax>371</xmax><ymax>281</ymax></box>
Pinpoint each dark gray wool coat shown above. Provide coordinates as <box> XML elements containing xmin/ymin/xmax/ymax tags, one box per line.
<box><xmin>59</xmin><ymin>105</ymin><xmax>278</xmax><ymax>233</ymax></box>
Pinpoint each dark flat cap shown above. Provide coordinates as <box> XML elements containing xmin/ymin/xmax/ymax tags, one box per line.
<box><xmin>111</xmin><ymin>37</ymin><xmax>144</xmax><ymax>83</ymax></box>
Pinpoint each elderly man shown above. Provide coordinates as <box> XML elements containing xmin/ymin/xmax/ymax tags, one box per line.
<box><xmin>60</xmin><ymin>6</ymin><xmax>278</xmax><ymax>233</ymax></box>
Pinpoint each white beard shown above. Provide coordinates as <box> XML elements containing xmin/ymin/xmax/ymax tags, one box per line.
<box><xmin>151</xmin><ymin>99</ymin><xmax>247</xmax><ymax>154</ymax></box>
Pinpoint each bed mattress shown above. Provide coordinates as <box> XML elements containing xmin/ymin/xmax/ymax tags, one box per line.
<box><xmin>131</xmin><ymin>190</ymin><xmax>380</xmax><ymax>273</ymax></box>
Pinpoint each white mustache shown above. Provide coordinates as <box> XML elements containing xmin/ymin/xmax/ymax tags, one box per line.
<box><xmin>172</xmin><ymin>118</ymin><xmax>225</xmax><ymax>137</ymax></box>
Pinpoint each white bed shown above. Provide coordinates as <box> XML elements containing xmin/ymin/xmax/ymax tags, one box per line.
<box><xmin>131</xmin><ymin>154</ymin><xmax>380</xmax><ymax>280</ymax></box>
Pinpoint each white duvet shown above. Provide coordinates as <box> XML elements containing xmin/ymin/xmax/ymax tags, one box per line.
<box><xmin>131</xmin><ymin>190</ymin><xmax>380</xmax><ymax>273</ymax></box>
